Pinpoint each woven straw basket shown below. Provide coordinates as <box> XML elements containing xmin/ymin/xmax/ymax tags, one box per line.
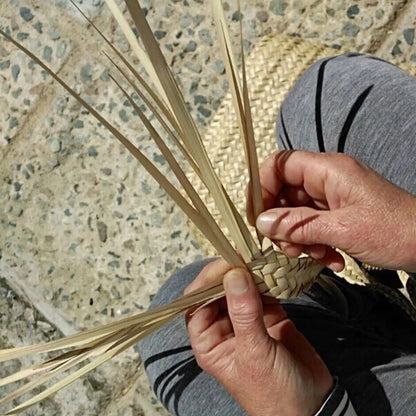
<box><xmin>188</xmin><ymin>33</ymin><xmax>416</xmax><ymax>315</ymax></box>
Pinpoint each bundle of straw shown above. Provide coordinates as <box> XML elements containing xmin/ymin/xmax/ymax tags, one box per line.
<box><xmin>0</xmin><ymin>0</ymin><xmax>413</xmax><ymax>414</ymax></box>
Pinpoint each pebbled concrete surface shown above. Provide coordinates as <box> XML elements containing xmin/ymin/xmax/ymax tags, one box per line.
<box><xmin>0</xmin><ymin>0</ymin><xmax>415</xmax><ymax>414</ymax></box>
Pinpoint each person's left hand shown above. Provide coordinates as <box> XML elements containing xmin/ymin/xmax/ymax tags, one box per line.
<box><xmin>185</xmin><ymin>259</ymin><xmax>333</xmax><ymax>416</ymax></box>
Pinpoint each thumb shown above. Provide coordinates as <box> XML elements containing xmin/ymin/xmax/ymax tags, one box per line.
<box><xmin>223</xmin><ymin>268</ymin><xmax>269</xmax><ymax>346</ymax></box>
<box><xmin>256</xmin><ymin>206</ymin><xmax>341</xmax><ymax>247</ymax></box>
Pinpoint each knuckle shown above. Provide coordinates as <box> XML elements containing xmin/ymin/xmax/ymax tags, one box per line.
<box><xmin>230</xmin><ymin>305</ymin><xmax>259</xmax><ymax>330</ymax></box>
<box><xmin>330</xmin><ymin>153</ymin><xmax>364</xmax><ymax>175</ymax></box>
<box><xmin>194</xmin><ymin>352</ymin><xmax>211</xmax><ymax>371</ymax></box>
<box><xmin>280</xmin><ymin>208</ymin><xmax>316</xmax><ymax>244</ymax></box>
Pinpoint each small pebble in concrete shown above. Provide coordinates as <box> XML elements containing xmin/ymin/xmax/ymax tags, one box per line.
<box><xmin>184</xmin><ymin>40</ymin><xmax>197</xmax><ymax>52</ymax></box>
<box><xmin>88</xmin><ymin>146</ymin><xmax>98</xmax><ymax>157</ymax></box>
<box><xmin>11</xmin><ymin>64</ymin><xmax>20</xmax><ymax>81</ymax></box>
<box><xmin>326</xmin><ymin>8</ymin><xmax>335</xmax><ymax>17</ymax></box>
<box><xmin>101</xmin><ymin>167</ymin><xmax>112</xmax><ymax>176</ymax></box>
<box><xmin>14</xmin><ymin>87</ymin><xmax>23</xmax><ymax>98</ymax></box>
<box><xmin>198</xmin><ymin>29</ymin><xmax>213</xmax><ymax>46</ymax></box>
<box><xmin>154</xmin><ymin>30</ymin><xmax>166</xmax><ymax>40</ymax></box>
<box><xmin>97</xmin><ymin>221</ymin><xmax>108</xmax><ymax>243</ymax></box>
<box><xmin>256</xmin><ymin>10</ymin><xmax>269</xmax><ymax>22</ymax></box>
<box><xmin>47</xmin><ymin>157</ymin><xmax>60</xmax><ymax>169</ymax></box>
<box><xmin>392</xmin><ymin>39</ymin><xmax>402</xmax><ymax>56</ymax></box>
<box><xmin>269</xmin><ymin>0</ymin><xmax>287</xmax><ymax>16</ymax></box>
<box><xmin>80</xmin><ymin>64</ymin><xmax>93</xmax><ymax>84</ymax></box>
<box><xmin>0</xmin><ymin>60</ymin><xmax>10</xmax><ymax>70</ymax></box>
<box><xmin>232</xmin><ymin>11</ymin><xmax>242</xmax><ymax>22</ymax></box>
<box><xmin>33</xmin><ymin>21</ymin><xmax>42</xmax><ymax>33</ymax></box>
<box><xmin>119</xmin><ymin>109</ymin><xmax>129</xmax><ymax>122</ymax></box>
<box><xmin>49</xmin><ymin>139</ymin><xmax>61</xmax><ymax>153</ymax></box>
<box><xmin>347</xmin><ymin>5</ymin><xmax>360</xmax><ymax>18</ymax></box>
<box><xmin>73</xmin><ymin>120</ymin><xmax>84</xmax><ymax>129</ymax></box>
<box><xmin>342</xmin><ymin>22</ymin><xmax>360</xmax><ymax>37</ymax></box>
<box><xmin>185</xmin><ymin>61</ymin><xmax>202</xmax><ymax>73</ymax></box>
<box><xmin>14</xmin><ymin>208</ymin><xmax>24</xmax><ymax>217</ymax></box>
<box><xmin>12</xmin><ymin>88</ymin><xmax>22</xmax><ymax>98</ymax></box>
<box><xmin>403</xmin><ymin>28</ymin><xmax>414</xmax><ymax>46</ymax></box>
<box><xmin>180</xmin><ymin>14</ymin><xmax>192</xmax><ymax>28</ymax></box>
<box><xmin>197</xmin><ymin>106</ymin><xmax>211</xmax><ymax>117</ymax></box>
<box><xmin>141</xmin><ymin>180</ymin><xmax>151</xmax><ymax>195</ymax></box>
<box><xmin>189</xmin><ymin>79</ymin><xmax>199</xmax><ymax>94</ymax></box>
<box><xmin>20</xmin><ymin>7</ymin><xmax>34</xmax><ymax>21</ymax></box>
<box><xmin>361</xmin><ymin>17</ymin><xmax>373</xmax><ymax>30</ymax></box>
<box><xmin>100</xmin><ymin>68</ymin><xmax>110</xmax><ymax>82</ymax></box>
<box><xmin>152</xmin><ymin>153</ymin><xmax>166</xmax><ymax>165</ymax></box>
<box><xmin>375</xmin><ymin>9</ymin><xmax>384</xmax><ymax>19</ymax></box>
<box><xmin>9</xmin><ymin>117</ymin><xmax>18</xmax><ymax>129</ymax></box>
<box><xmin>48</xmin><ymin>27</ymin><xmax>60</xmax><ymax>40</ymax></box>
<box><xmin>17</xmin><ymin>32</ymin><xmax>29</xmax><ymax>41</ymax></box>
<box><xmin>42</xmin><ymin>46</ymin><xmax>53</xmax><ymax>63</ymax></box>
<box><xmin>213</xmin><ymin>59</ymin><xmax>225</xmax><ymax>74</ymax></box>
<box><xmin>194</xmin><ymin>94</ymin><xmax>207</xmax><ymax>105</ymax></box>
<box><xmin>56</xmin><ymin>41</ymin><xmax>67</xmax><ymax>58</ymax></box>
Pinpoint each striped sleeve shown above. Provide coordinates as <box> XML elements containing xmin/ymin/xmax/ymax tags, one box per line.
<box><xmin>315</xmin><ymin>378</ymin><xmax>357</xmax><ymax>416</ymax></box>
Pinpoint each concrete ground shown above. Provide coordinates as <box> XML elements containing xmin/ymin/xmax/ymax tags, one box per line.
<box><xmin>0</xmin><ymin>0</ymin><xmax>415</xmax><ymax>415</ymax></box>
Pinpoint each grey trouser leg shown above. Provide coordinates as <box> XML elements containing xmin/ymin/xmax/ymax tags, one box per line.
<box><xmin>277</xmin><ymin>52</ymin><xmax>416</xmax><ymax>195</ymax></box>
<box><xmin>139</xmin><ymin>260</ymin><xmax>247</xmax><ymax>416</ymax></box>
<box><xmin>139</xmin><ymin>54</ymin><xmax>416</xmax><ymax>416</ymax></box>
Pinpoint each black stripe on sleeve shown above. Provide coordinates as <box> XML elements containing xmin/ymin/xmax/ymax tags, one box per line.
<box><xmin>315</xmin><ymin>58</ymin><xmax>334</xmax><ymax>152</ymax></box>
<box><xmin>339</xmin><ymin>396</ymin><xmax>351</xmax><ymax>416</ymax></box>
<box><xmin>315</xmin><ymin>378</ymin><xmax>352</xmax><ymax>416</ymax></box>
<box><xmin>279</xmin><ymin>110</ymin><xmax>293</xmax><ymax>150</ymax></box>
<box><xmin>337</xmin><ymin>85</ymin><xmax>374</xmax><ymax>153</ymax></box>
<box><xmin>278</xmin><ymin>133</ymin><xmax>287</xmax><ymax>149</ymax></box>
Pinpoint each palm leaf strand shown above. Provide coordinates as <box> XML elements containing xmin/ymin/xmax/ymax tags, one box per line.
<box><xmin>0</xmin><ymin>1</ymin><xmax>318</xmax><ymax>413</ymax></box>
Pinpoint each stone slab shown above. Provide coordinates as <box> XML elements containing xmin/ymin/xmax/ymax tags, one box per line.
<box><xmin>0</xmin><ymin>0</ymin><xmax>414</xmax><ymax>415</ymax></box>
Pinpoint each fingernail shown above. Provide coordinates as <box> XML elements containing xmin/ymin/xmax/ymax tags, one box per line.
<box><xmin>224</xmin><ymin>269</ymin><xmax>248</xmax><ymax>295</ymax></box>
<box><xmin>256</xmin><ymin>212</ymin><xmax>277</xmax><ymax>234</ymax></box>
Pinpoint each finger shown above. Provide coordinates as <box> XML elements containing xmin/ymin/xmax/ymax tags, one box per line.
<box><xmin>303</xmin><ymin>245</ymin><xmax>345</xmax><ymax>272</ymax></box>
<box><xmin>184</xmin><ymin>258</ymin><xmax>231</xmax><ymax>295</ymax></box>
<box><xmin>223</xmin><ymin>268</ymin><xmax>274</xmax><ymax>350</ymax></box>
<box><xmin>186</xmin><ymin>299</ymin><xmax>219</xmax><ymax>334</ymax></box>
<box><xmin>187</xmin><ymin>312</ymin><xmax>234</xmax><ymax>356</ymax></box>
<box><xmin>247</xmin><ymin>151</ymin><xmax>285</xmax><ymax>225</ymax></box>
<box><xmin>276</xmin><ymin>193</ymin><xmax>291</xmax><ymax>208</ymax></box>
<box><xmin>256</xmin><ymin>206</ymin><xmax>340</xmax><ymax>248</ymax></box>
<box><xmin>280</xmin><ymin>241</ymin><xmax>303</xmax><ymax>258</ymax></box>
<box><xmin>318</xmin><ymin>249</ymin><xmax>345</xmax><ymax>272</ymax></box>
<box><xmin>276</xmin><ymin>241</ymin><xmax>345</xmax><ymax>271</ymax></box>
<box><xmin>282</xmin><ymin>186</ymin><xmax>312</xmax><ymax>207</ymax></box>
<box><xmin>303</xmin><ymin>244</ymin><xmax>327</xmax><ymax>260</ymax></box>
<box><xmin>274</xmin><ymin>150</ymin><xmax>331</xmax><ymax>201</ymax></box>
<box><xmin>262</xmin><ymin>303</ymin><xmax>287</xmax><ymax>330</ymax></box>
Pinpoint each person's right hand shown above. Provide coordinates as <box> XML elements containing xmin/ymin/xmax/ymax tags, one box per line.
<box><xmin>248</xmin><ymin>150</ymin><xmax>416</xmax><ymax>273</ymax></box>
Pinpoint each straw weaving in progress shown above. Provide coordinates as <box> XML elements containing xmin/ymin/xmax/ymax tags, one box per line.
<box><xmin>1</xmin><ymin>0</ymin><xmax>416</xmax><ymax>414</ymax></box>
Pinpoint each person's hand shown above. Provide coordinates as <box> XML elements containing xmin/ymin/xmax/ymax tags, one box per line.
<box><xmin>185</xmin><ymin>259</ymin><xmax>333</xmax><ymax>416</ymax></box>
<box><xmin>248</xmin><ymin>150</ymin><xmax>416</xmax><ymax>273</ymax></box>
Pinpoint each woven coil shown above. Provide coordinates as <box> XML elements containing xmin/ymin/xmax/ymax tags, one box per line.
<box><xmin>248</xmin><ymin>240</ymin><xmax>325</xmax><ymax>299</ymax></box>
<box><xmin>186</xmin><ymin>33</ymin><xmax>416</xmax><ymax>320</ymax></box>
